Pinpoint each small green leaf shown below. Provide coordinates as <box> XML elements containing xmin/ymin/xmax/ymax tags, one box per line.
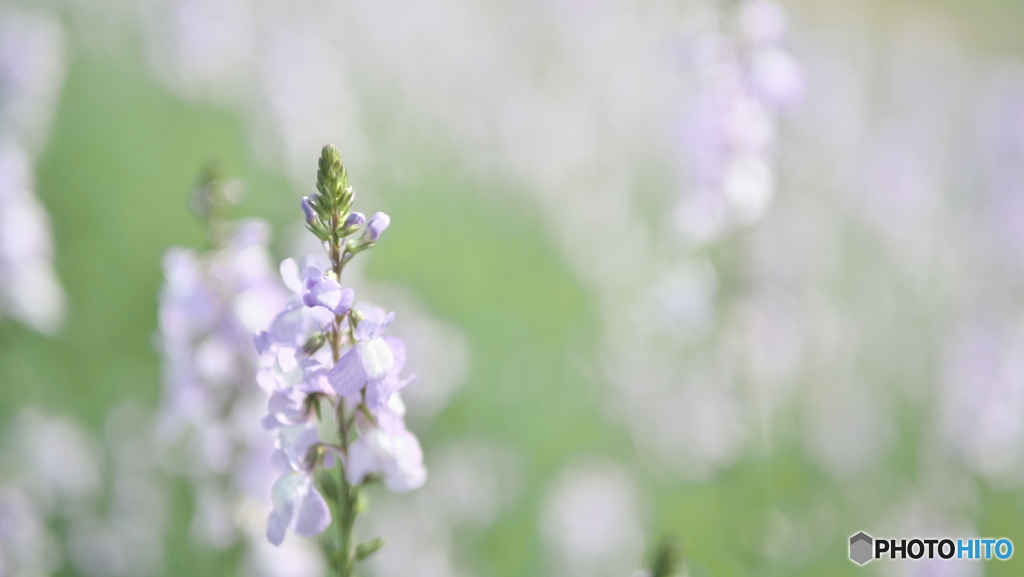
<box><xmin>317</xmin><ymin>471</ymin><xmax>339</xmax><ymax>502</ymax></box>
<box><xmin>648</xmin><ymin>534</ymin><xmax>683</xmax><ymax>577</ymax></box>
<box><xmin>355</xmin><ymin>537</ymin><xmax>385</xmax><ymax>561</ymax></box>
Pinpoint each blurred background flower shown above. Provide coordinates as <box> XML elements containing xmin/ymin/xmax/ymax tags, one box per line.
<box><xmin>2</xmin><ymin>0</ymin><xmax>1024</xmax><ymax>575</ymax></box>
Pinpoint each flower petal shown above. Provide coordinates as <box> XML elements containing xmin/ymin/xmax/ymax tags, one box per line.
<box><xmin>327</xmin><ymin>348</ymin><xmax>367</xmax><ymax>396</ymax></box>
<box><xmin>354</xmin><ymin>318</ymin><xmax>380</xmax><ymax>342</ymax></box>
<box><xmin>268</xmin><ymin>472</ymin><xmax>300</xmax><ymax>545</ymax></box>
<box><xmin>293</xmin><ymin>483</ymin><xmax>331</xmax><ymax>537</ymax></box>
<box><xmin>279</xmin><ymin>259</ymin><xmax>302</xmax><ymax>295</ymax></box>
<box><xmin>345</xmin><ymin>436</ymin><xmax>379</xmax><ymax>486</ymax></box>
<box><xmin>267</xmin><ymin>506</ymin><xmax>290</xmax><ymax>546</ymax></box>
<box><xmin>384</xmin><ymin>431</ymin><xmax>427</xmax><ymax>493</ymax></box>
<box><xmin>364</xmin><ymin>377</ymin><xmax>390</xmax><ymax>411</ymax></box>
<box><xmin>303</xmin><ymin>276</ymin><xmax>347</xmax><ymax>313</ymax></box>
<box><xmin>357</xmin><ymin>339</ymin><xmax>394</xmax><ymax>380</ymax></box>
<box><xmin>277</xmin><ymin>347</ymin><xmax>297</xmax><ymax>372</ymax></box>
<box><xmin>384</xmin><ymin>337</ymin><xmax>405</xmax><ymax>375</ymax></box>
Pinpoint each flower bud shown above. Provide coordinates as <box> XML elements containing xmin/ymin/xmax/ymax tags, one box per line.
<box><xmin>321</xmin><ymin>144</ymin><xmax>342</xmax><ymax>170</ymax></box>
<box><xmin>316</xmin><ymin>144</ymin><xmax>349</xmax><ymax>204</ymax></box>
<box><xmin>301</xmin><ymin>196</ymin><xmax>319</xmax><ymax>226</ymax></box>
<box><xmin>344</xmin><ymin>212</ymin><xmax>366</xmax><ymax>228</ymax></box>
<box><xmin>362</xmin><ymin>212</ymin><xmax>390</xmax><ymax>243</ymax></box>
<box><xmin>302</xmin><ymin>332</ymin><xmax>326</xmax><ymax>355</ymax></box>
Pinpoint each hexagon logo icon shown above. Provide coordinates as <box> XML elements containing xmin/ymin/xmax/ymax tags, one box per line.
<box><xmin>849</xmin><ymin>532</ymin><xmax>873</xmax><ymax>565</ymax></box>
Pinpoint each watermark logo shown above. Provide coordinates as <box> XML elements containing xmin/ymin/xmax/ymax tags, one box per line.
<box><xmin>849</xmin><ymin>532</ymin><xmax>1013</xmax><ymax>565</ymax></box>
<box><xmin>849</xmin><ymin>532</ymin><xmax>873</xmax><ymax>565</ymax></box>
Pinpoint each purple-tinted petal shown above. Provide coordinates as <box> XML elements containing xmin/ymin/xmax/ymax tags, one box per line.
<box><xmin>374</xmin><ymin>403</ymin><xmax>408</xmax><ymax>435</ymax></box>
<box><xmin>270</xmin><ymin>448</ymin><xmax>291</xmax><ymax>472</ymax></box>
<box><xmin>254</xmin><ymin>331</ymin><xmax>271</xmax><ymax>355</ymax></box>
<box><xmin>364</xmin><ymin>377</ymin><xmax>390</xmax><ymax>411</ymax></box>
<box><xmin>384</xmin><ymin>430</ymin><xmax>426</xmax><ymax>493</ymax></box>
<box><xmin>384</xmin><ymin>337</ymin><xmax>405</xmax><ymax>375</ymax></box>
<box><xmin>345</xmin><ymin>436</ymin><xmax>379</xmax><ymax>486</ymax></box>
<box><xmin>302</xmin><ymin>276</ymin><xmax>354</xmax><ymax>316</ymax></box>
<box><xmin>366</xmin><ymin>373</ymin><xmax>416</xmax><ymax>411</ymax></box>
<box><xmin>354</xmin><ymin>318</ymin><xmax>380</xmax><ymax>342</ymax></box>
<box><xmin>279</xmin><ymin>259</ymin><xmax>302</xmax><ymax>294</ymax></box>
<box><xmin>269</xmin><ymin>307</ymin><xmax>316</xmax><ymax>347</ymax></box>
<box><xmin>301</xmin><ymin>197</ymin><xmax>318</xmax><ymax>225</ymax></box>
<box><xmin>302</xmin><ymin>275</ymin><xmax>336</xmax><ymax>308</ymax></box>
<box><xmin>323</xmin><ymin>449</ymin><xmax>337</xmax><ymax>469</ymax></box>
<box><xmin>267</xmin><ymin>388</ymin><xmax>308</xmax><ymax>425</ymax></box>
<box><xmin>276</xmin><ymin>424</ymin><xmax>320</xmax><ymax>471</ymax></box>
<box><xmin>298</xmin><ymin>362</ymin><xmax>333</xmax><ymax>394</ymax></box>
<box><xmin>262</xmin><ymin>413</ymin><xmax>286</xmax><ymax>430</ymax></box>
<box><xmin>268</xmin><ymin>472</ymin><xmax>299</xmax><ymax>545</ymax></box>
<box><xmin>267</xmin><ymin>507</ymin><xmax>289</xmax><ymax>546</ymax></box>
<box><xmin>326</xmin><ymin>348</ymin><xmax>367</xmax><ymax>396</ymax></box>
<box><xmin>255</xmin><ymin>368</ymin><xmax>278</xmax><ymax>392</ymax></box>
<box><xmin>293</xmin><ymin>484</ymin><xmax>331</xmax><ymax>537</ymax></box>
<box><xmin>267</xmin><ymin>389</ymin><xmax>297</xmax><ymax>414</ymax></box>
<box><xmin>396</xmin><ymin>373</ymin><xmax>416</xmax><ymax>393</ymax></box>
<box><xmin>357</xmin><ymin>339</ymin><xmax>394</xmax><ymax>380</ymax></box>
<box><xmin>363</xmin><ymin>212</ymin><xmax>390</xmax><ymax>242</ymax></box>
<box><xmin>355</xmin><ymin>306</ymin><xmax>389</xmax><ymax>325</ymax></box>
<box><xmin>277</xmin><ymin>347</ymin><xmax>297</xmax><ymax>372</ymax></box>
<box><xmin>333</xmin><ymin>288</ymin><xmax>354</xmax><ymax>315</ymax></box>
<box><xmin>300</xmin><ymin>255</ymin><xmax>329</xmax><ymax>274</ymax></box>
<box><xmin>344</xmin><ymin>212</ymin><xmax>366</xmax><ymax>227</ymax></box>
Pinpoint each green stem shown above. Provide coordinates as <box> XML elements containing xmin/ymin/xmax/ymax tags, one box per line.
<box><xmin>329</xmin><ymin>471</ymin><xmax>347</xmax><ymax>576</ymax></box>
<box><xmin>328</xmin><ymin>211</ymin><xmax>360</xmax><ymax>576</ymax></box>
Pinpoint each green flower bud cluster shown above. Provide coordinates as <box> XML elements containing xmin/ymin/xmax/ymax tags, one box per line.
<box><xmin>303</xmin><ymin>144</ymin><xmax>357</xmax><ymax>242</ymax></box>
<box><xmin>302</xmin><ymin>145</ymin><xmax>392</xmax><ymax>273</ymax></box>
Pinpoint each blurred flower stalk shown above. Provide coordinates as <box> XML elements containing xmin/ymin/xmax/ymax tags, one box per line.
<box><xmin>675</xmin><ymin>0</ymin><xmax>802</xmax><ymax>241</ymax></box>
<box><xmin>155</xmin><ymin>168</ymin><xmax>326</xmax><ymax>574</ymax></box>
<box><xmin>255</xmin><ymin>144</ymin><xmax>424</xmax><ymax>575</ymax></box>
<box><xmin>0</xmin><ymin>8</ymin><xmax>66</xmax><ymax>334</ymax></box>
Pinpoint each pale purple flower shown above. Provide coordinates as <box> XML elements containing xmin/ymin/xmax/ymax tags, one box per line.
<box><xmin>327</xmin><ymin>312</ymin><xmax>414</xmax><ymax>410</ymax></box>
<box><xmin>265</xmin><ymin>422</ymin><xmax>331</xmax><ymax>546</ymax></box>
<box><xmin>266</xmin><ymin>471</ymin><xmax>331</xmax><ymax>546</ymax></box>
<box><xmin>262</xmin><ymin>384</ymin><xmax>313</xmax><ymax>430</ymax></box>
<box><xmin>261</xmin><ymin>360</ymin><xmax>333</xmax><ymax>430</ymax></box>
<box><xmin>345</xmin><ymin>397</ymin><xmax>426</xmax><ymax>492</ymax></box>
<box><xmin>255</xmin><ymin>304</ymin><xmax>331</xmax><ymax>373</ymax></box>
<box><xmin>301</xmin><ymin>265</ymin><xmax>353</xmax><ymax>316</ymax></box>
<box><xmin>277</xmin><ymin>256</ymin><xmax>354</xmax><ymax>317</ymax></box>
<box><xmin>362</xmin><ymin>212</ymin><xmax>390</xmax><ymax>243</ymax></box>
<box><xmin>269</xmin><ymin>423</ymin><xmax>320</xmax><ymax>479</ymax></box>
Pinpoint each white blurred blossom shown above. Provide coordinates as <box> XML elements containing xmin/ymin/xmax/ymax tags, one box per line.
<box><xmin>541</xmin><ymin>458</ymin><xmax>645</xmax><ymax>577</ymax></box>
<box><xmin>0</xmin><ymin>406</ymin><xmax>166</xmax><ymax>577</ymax></box>
<box><xmin>0</xmin><ymin>9</ymin><xmax>66</xmax><ymax>334</ymax></box>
